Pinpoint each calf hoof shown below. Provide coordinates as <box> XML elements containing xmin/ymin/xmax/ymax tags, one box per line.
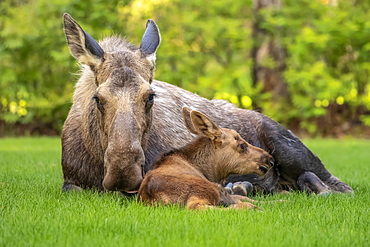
<box><xmin>229</xmin><ymin>202</ymin><xmax>262</xmax><ymax>211</ymax></box>
<box><xmin>232</xmin><ymin>182</ymin><xmax>253</xmax><ymax>196</ymax></box>
<box><xmin>224</xmin><ymin>182</ymin><xmax>233</xmax><ymax>194</ymax></box>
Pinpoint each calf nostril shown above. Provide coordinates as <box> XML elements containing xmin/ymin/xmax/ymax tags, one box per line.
<box><xmin>269</xmin><ymin>159</ymin><xmax>274</xmax><ymax>167</ymax></box>
<box><xmin>267</xmin><ymin>156</ymin><xmax>275</xmax><ymax>167</ymax></box>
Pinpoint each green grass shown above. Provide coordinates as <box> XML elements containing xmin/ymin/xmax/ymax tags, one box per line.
<box><xmin>1</xmin><ymin>137</ymin><xmax>369</xmax><ymax>247</ymax></box>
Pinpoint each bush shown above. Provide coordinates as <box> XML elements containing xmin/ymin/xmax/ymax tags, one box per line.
<box><xmin>0</xmin><ymin>0</ymin><xmax>369</xmax><ymax>136</ymax></box>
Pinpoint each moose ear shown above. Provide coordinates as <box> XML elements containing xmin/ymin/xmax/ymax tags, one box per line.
<box><xmin>140</xmin><ymin>19</ymin><xmax>161</xmax><ymax>63</ymax></box>
<box><xmin>189</xmin><ymin>110</ymin><xmax>223</xmax><ymax>140</ymax></box>
<box><xmin>182</xmin><ymin>107</ymin><xmax>199</xmax><ymax>135</ymax></box>
<box><xmin>63</xmin><ymin>13</ymin><xmax>104</xmax><ymax>69</ymax></box>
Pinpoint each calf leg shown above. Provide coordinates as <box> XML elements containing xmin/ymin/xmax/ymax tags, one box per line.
<box><xmin>224</xmin><ymin>181</ymin><xmax>254</xmax><ymax>196</ymax></box>
<box><xmin>187</xmin><ymin>196</ymin><xmax>260</xmax><ymax>210</ymax></box>
<box><xmin>216</xmin><ymin>184</ymin><xmax>259</xmax><ymax>210</ymax></box>
<box><xmin>297</xmin><ymin>172</ymin><xmax>331</xmax><ymax>195</ymax></box>
<box><xmin>232</xmin><ymin>194</ymin><xmax>287</xmax><ymax>205</ymax></box>
<box><xmin>187</xmin><ymin>196</ymin><xmax>216</xmax><ymax>210</ymax></box>
<box><xmin>232</xmin><ymin>181</ymin><xmax>253</xmax><ymax>196</ymax></box>
<box><xmin>230</xmin><ymin>194</ymin><xmax>259</xmax><ymax>203</ymax></box>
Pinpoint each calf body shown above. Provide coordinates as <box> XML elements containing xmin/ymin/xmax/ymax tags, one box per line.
<box><xmin>138</xmin><ymin>108</ymin><xmax>273</xmax><ymax>209</ymax></box>
<box><xmin>145</xmin><ymin>82</ymin><xmax>353</xmax><ymax>194</ymax></box>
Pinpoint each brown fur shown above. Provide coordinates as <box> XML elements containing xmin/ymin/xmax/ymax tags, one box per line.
<box><xmin>61</xmin><ymin>13</ymin><xmax>353</xmax><ymax>195</ymax></box>
<box><xmin>62</xmin><ymin>14</ymin><xmax>160</xmax><ymax>192</ymax></box>
<box><xmin>138</xmin><ymin>108</ymin><xmax>273</xmax><ymax>209</ymax></box>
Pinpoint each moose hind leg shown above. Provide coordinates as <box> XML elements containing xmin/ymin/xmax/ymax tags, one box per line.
<box><xmin>297</xmin><ymin>172</ymin><xmax>331</xmax><ymax>195</ymax></box>
<box><xmin>324</xmin><ymin>175</ymin><xmax>354</xmax><ymax>194</ymax></box>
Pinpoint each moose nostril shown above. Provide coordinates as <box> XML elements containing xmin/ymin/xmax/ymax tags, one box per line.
<box><xmin>141</xmin><ymin>164</ymin><xmax>145</xmax><ymax>177</ymax></box>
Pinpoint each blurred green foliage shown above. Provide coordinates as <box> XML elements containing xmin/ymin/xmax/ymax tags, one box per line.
<box><xmin>260</xmin><ymin>0</ymin><xmax>370</xmax><ymax>134</ymax></box>
<box><xmin>0</xmin><ymin>0</ymin><xmax>369</xmax><ymax>136</ymax></box>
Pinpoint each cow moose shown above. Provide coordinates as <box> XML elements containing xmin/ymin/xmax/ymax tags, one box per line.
<box><xmin>61</xmin><ymin>13</ymin><xmax>353</xmax><ymax>196</ymax></box>
<box><xmin>138</xmin><ymin>107</ymin><xmax>274</xmax><ymax>210</ymax></box>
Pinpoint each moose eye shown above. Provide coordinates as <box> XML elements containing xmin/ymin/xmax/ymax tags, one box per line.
<box><xmin>145</xmin><ymin>93</ymin><xmax>156</xmax><ymax>112</ymax></box>
<box><xmin>148</xmin><ymin>93</ymin><xmax>155</xmax><ymax>103</ymax></box>
<box><xmin>92</xmin><ymin>96</ymin><xmax>100</xmax><ymax>104</ymax></box>
<box><xmin>92</xmin><ymin>95</ymin><xmax>105</xmax><ymax>112</ymax></box>
<box><xmin>146</xmin><ymin>93</ymin><xmax>156</xmax><ymax>106</ymax></box>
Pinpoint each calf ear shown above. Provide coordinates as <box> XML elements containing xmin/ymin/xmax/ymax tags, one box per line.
<box><xmin>190</xmin><ymin>110</ymin><xmax>223</xmax><ymax>140</ymax></box>
<box><xmin>182</xmin><ymin>107</ymin><xmax>198</xmax><ymax>135</ymax></box>
<box><xmin>140</xmin><ymin>19</ymin><xmax>161</xmax><ymax>63</ymax></box>
<box><xmin>63</xmin><ymin>13</ymin><xmax>104</xmax><ymax>69</ymax></box>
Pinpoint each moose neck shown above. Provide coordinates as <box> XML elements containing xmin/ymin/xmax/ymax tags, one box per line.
<box><xmin>178</xmin><ymin>137</ymin><xmax>226</xmax><ymax>183</ymax></box>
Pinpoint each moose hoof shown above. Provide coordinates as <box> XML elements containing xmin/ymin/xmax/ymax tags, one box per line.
<box><xmin>318</xmin><ymin>190</ymin><xmax>332</xmax><ymax>197</ymax></box>
<box><xmin>118</xmin><ymin>191</ymin><xmax>138</xmax><ymax>199</ymax></box>
<box><xmin>62</xmin><ymin>182</ymin><xmax>82</xmax><ymax>192</ymax></box>
<box><xmin>232</xmin><ymin>182</ymin><xmax>253</xmax><ymax>196</ymax></box>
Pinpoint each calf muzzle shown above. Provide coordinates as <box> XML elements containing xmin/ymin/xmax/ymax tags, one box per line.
<box><xmin>259</xmin><ymin>155</ymin><xmax>274</xmax><ymax>174</ymax></box>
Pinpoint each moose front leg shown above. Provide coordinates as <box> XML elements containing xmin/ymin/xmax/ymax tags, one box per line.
<box><xmin>297</xmin><ymin>172</ymin><xmax>331</xmax><ymax>195</ymax></box>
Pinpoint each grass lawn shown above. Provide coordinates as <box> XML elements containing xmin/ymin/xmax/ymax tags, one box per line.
<box><xmin>0</xmin><ymin>137</ymin><xmax>369</xmax><ymax>246</ymax></box>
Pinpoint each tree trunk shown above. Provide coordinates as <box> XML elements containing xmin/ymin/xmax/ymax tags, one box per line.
<box><xmin>251</xmin><ymin>0</ymin><xmax>289</xmax><ymax>104</ymax></box>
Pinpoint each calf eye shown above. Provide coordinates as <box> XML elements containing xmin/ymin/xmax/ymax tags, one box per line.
<box><xmin>239</xmin><ymin>143</ymin><xmax>248</xmax><ymax>152</ymax></box>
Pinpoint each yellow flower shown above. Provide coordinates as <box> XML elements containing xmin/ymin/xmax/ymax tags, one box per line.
<box><xmin>18</xmin><ymin>108</ymin><xmax>27</xmax><ymax>116</ymax></box>
<box><xmin>1</xmin><ymin>98</ymin><xmax>8</xmax><ymax>107</ymax></box>
<box><xmin>336</xmin><ymin>96</ymin><xmax>345</xmax><ymax>105</ymax></box>
<box><xmin>241</xmin><ymin>96</ymin><xmax>252</xmax><ymax>108</ymax></box>
<box><xmin>19</xmin><ymin>100</ymin><xmax>27</xmax><ymax>107</ymax></box>
<box><xmin>9</xmin><ymin>101</ymin><xmax>18</xmax><ymax>114</ymax></box>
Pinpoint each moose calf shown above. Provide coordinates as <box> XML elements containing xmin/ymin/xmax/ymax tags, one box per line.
<box><xmin>138</xmin><ymin>107</ymin><xmax>274</xmax><ymax>210</ymax></box>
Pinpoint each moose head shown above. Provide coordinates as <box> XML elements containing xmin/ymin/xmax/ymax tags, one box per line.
<box><xmin>63</xmin><ymin>13</ymin><xmax>160</xmax><ymax>192</ymax></box>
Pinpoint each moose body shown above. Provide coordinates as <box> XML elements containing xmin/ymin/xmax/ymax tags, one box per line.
<box><xmin>61</xmin><ymin>13</ymin><xmax>353</xmax><ymax>195</ymax></box>
<box><xmin>138</xmin><ymin>107</ymin><xmax>273</xmax><ymax>209</ymax></box>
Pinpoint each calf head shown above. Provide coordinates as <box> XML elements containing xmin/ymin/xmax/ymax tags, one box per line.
<box><xmin>63</xmin><ymin>13</ymin><xmax>160</xmax><ymax>192</ymax></box>
<box><xmin>182</xmin><ymin>107</ymin><xmax>274</xmax><ymax>178</ymax></box>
